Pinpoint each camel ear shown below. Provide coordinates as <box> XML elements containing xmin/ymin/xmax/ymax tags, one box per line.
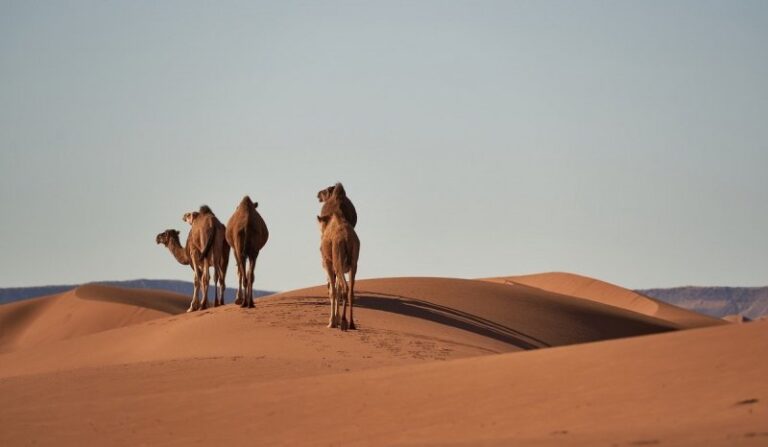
<box><xmin>254</xmin><ymin>202</ymin><xmax>258</xmax><ymax>209</ymax></box>
<box><xmin>317</xmin><ymin>215</ymin><xmax>330</xmax><ymax>223</ymax></box>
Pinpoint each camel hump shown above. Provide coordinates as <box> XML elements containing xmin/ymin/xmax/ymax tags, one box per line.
<box><xmin>240</xmin><ymin>195</ymin><xmax>254</xmax><ymax>209</ymax></box>
<box><xmin>199</xmin><ymin>205</ymin><xmax>213</xmax><ymax>215</ymax></box>
<box><xmin>343</xmin><ymin>198</ymin><xmax>358</xmax><ymax>227</ymax></box>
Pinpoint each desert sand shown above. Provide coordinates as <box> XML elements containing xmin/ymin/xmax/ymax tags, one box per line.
<box><xmin>0</xmin><ymin>274</ymin><xmax>765</xmax><ymax>446</ymax></box>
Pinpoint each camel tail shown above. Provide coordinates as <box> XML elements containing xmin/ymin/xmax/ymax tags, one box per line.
<box><xmin>200</xmin><ymin>223</ymin><xmax>216</xmax><ymax>259</ymax></box>
<box><xmin>242</xmin><ymin>207</ymin><xmax>254</xmax><ymax>259</ymax></box>
<box><xmin>334</xmin><ymin>240</ymin><xmax>349</xmax><ymax>278</ymax></box>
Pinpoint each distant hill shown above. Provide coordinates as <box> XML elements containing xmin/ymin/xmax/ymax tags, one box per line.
<box><xmin>637</xmin><ymin>286</ymin><xmax>768</xmax><ymax>320</ymax></box>
<box><xmin>0</xmin><ymin>279</ymin><xmax>274</xmax><ymax>306</ymax></box>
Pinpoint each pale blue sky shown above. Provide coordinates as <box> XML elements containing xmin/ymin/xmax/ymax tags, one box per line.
<box><xmin>1</xmin><ymin>0</ymin><xmax>766</xmax><ymax>291</ymax></box>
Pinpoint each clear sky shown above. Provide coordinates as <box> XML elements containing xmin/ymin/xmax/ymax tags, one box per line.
<box><xmin>1</xmin><ymin>0</ymin><xmax>766</xmax><ymax>291</ymax></box>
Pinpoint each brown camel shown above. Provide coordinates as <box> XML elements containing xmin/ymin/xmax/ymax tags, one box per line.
<box><xmin>318</xmin><ymin>183</ymin><xmax>357</xmax><ymax>228</ymax></box>
<box><xmin>183</xmin><ymin>206</ymin><xmax>230</xmax><ymax>307</ymax></box>
<box><xmin>155</xmin><ymin>229</ymin><xmax>201</xmax><ymax>311</ymax></box>
<box><xmin>317</xmin><ymin>184</ymin><xmax>360</xmax><ymax>330</ymax></box>
<box><xmin>183</xmin><ymin>207</ymin><xmax>216</xmax><ymax>312</ymax></box>
<box><xmin>226</xmin><ymin>196</ymin><xmax>269</xmax><ymax>308</ymax></box>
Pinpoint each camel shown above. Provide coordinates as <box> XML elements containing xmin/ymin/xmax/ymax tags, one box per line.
<box><xmin>317</xmin><ymin>183</ymin><xmax>360</xmax><ymax>330</ymax></box>
<box><xmin>226</xmin><ymin>196</ymin><xmax>269</xmax><ymax>308</ymax></box>
<box><xmin>182</xmin><ymin>207</ymin><xmax>217</xmax><ymax>312</ymax></box>
<box><xmin>183</xmin><ymin>206</ymin><xmax>230</xmax><ymax>307</ymax></box>
<box><xmin>155</xmin><ymin>229</ymin><xmax>200</xmax><ymax>311</ymax></box>
<box><xmin>318</xmin><ymin>183</ymin><xmax>357</xmax><ymax>228</ymax></box>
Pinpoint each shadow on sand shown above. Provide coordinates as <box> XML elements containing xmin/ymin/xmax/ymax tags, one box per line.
<box><xmin>286</xmin><ymin>291</ymin><xmax>549</xmax><ymax>350</ymax></box>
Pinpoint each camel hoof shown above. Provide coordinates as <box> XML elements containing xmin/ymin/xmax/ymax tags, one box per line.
<box><xmin>349</xmin><ymin>322</ymin><xmax>357</xmax><ymax>330</ymax></box>
<box><xmin>340</xmin><ymin>319</ymin><xmax>349</xmax><ymax>331</ymax></box>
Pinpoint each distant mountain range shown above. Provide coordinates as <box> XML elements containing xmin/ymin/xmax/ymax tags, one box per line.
<box><xmin>0</xmin><ymin>279</ymin><xmax>274</xmax><ymax>306</ymax></box>
<box><xmin>637</xmin><ymin>286</ymin><xmax>768</xmax><ymax>321</ymax></box>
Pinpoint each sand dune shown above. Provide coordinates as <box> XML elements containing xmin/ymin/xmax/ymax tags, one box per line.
<box><xmin>0</xmin><ymin>274</ymin><xmax>763</xmax><ymax>446</ymax></box>
<box><xmin>0</xmin><ymin>277</ymin><xmax>679</xmax><ymax>378</ymax></box>
<box><xmin>0</xmin><ymin>284</ymin><xmax>187</xmax><ymax>353</ymax></box>
<box><xmin>484</xmin><ymin>272</ymin><xmax>725</xmax><ymax>328</ymax></box>
<box><xmin>281</xmin><ymin>277</ymin><xmax>680</xmax><ymax>348</ymax></box>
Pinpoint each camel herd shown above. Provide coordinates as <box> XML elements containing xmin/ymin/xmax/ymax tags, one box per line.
<box><xmin>155</xmin><ymin>183</ymin><xmax>360</xmax><ymax>331</ymax></box>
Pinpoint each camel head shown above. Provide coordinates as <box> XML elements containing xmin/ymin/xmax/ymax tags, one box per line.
<box><xmin>156</xmin><ymin>229</ymin><xmax>181</xmax><ymax>246</ymax></box>
<box><xmin>182</xmin><ymin>211</ymin><xmax>199</xmax><ymax>225</ymax></box>
<box><xmin>317</xmin><ymin>185</ymin><xmax>335</xmax><ymax>203</ymax></box>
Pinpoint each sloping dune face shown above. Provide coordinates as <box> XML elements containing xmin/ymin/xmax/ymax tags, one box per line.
<box><xmin>0</xmin><ymin>284</ymin><xmax>188</xmax><ymax>353</ymax></box>
<box><xmin>484</xmin><ymin>272</ymin><xmax>724</xmax><ymax>328</ymax></box>
<box><xmin>282</xmin><ymin>277</ymin><xmax>679</xmax><ymax>350</ymax></box>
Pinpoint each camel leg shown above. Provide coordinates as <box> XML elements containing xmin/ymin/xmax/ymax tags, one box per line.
<box><xmin>245</xmin><ymin>254</ymin><xmax>257</xmax><ymax>308</ymax></box>
<box><xmin>213</xmin><ymin>268</ymin><xmax>221</xmax><ymax>307</ymax></box>
<box><xmin>327</xmin><ymin>271</ymin><xmax>337</xmax><ymax>328</ymax></box>
<box><xmin>240</xmin><ymin>258</ymin><xmax>248</xmax><ymax>308</ymax></box>
<box><xmin>338</xmin><ymin>273</ymin><xmax>349</xmax><ymax>331</ymax></box>
<box><xmin>240</xmin><ymin>256</ymin><xmax>252</xmax><ymax>308</ymax></box>
<box><xmin>234</xmin><ymin>252</ymin><xmax>245</xmax><ymax>306</ymax></box>
<box><xmin>218</xmin><ymin>271</ymin><xmax>226</xmax><ymax>307</ymax></box>
<box><xmin>199</xmin><ymin>265</ymin><xmax>210</xmax><ymax>310</ymax></box>
<box><xmin>237</xmin><ymin>266</ymin><xmax>245</xmax><ymax>306</ymax></box>
<box><xmin>348</xmin><ymin>266</ymin><xmax>357</xmax><ymax>330</ymax></box>
<box><xmin>188</xmin><ymin>266</ymin><xmax>201</xmax><ymax>312</ymax></box>
<box><xmin>188</xmin><ymin>284</ymin><xmax>199</xmax><ymax>312</ymax></box>
<box><xmin>219</xmin><ymin>258</ymin><xmax>228</xmax><ymax>306</ymax></box>
<box><xmin>334</xmin><ymin>278</ymin><xmax>342</xmax><ymax>328</ymax></box>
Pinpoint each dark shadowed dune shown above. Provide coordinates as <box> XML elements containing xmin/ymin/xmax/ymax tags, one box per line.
<box><xmin>484</xmin><ymin>272</ymin><xmax>725</xmax><ymax>328</ymax></box>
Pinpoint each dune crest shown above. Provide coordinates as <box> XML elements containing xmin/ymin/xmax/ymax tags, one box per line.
<box><xmin>484</xmin><ymin>272</ymin><xmax>724</xmax><ymax>328</ymax></box>
<box><xmin>0</xmin><ymin>284</ymin><xmax>187</xmax><ymax>353</ymax></box>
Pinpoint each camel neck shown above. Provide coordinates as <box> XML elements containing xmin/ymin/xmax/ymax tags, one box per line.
<box><xmin>168</xmin><ymin>239</ymin><xmax>191</xmax><ymax>265</ymax></box>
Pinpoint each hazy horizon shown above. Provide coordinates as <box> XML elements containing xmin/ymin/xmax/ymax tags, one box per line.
<box><xmin>1</xmin><ymin>1</ymin><xmax>766</xmax><ymax>291</ymax></box>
